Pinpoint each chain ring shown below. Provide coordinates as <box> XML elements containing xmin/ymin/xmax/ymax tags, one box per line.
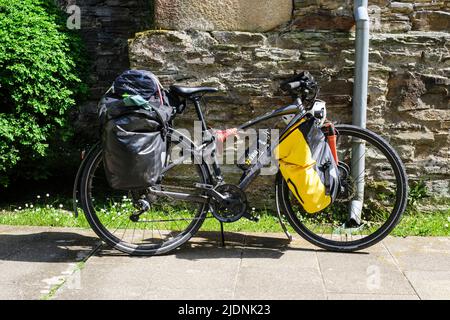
<box><xmin>210</xmin><ymin>184</ymin><xmax>247</xmax><ymax>223</ymax></box>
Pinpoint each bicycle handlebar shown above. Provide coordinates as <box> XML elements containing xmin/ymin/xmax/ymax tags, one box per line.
<box><xmin>280</xmin><ymin>72</ymin><xmax>319</xmax><ymax>109</ymax></box>
<box><xmin>280</xmin><ymin>71</ymin><xmax>318</xmax><ymax>95</ymax></box>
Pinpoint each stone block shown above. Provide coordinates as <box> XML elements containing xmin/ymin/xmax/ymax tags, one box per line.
<box><xmin>292</xmin><ymin>13</ymin><xmax>355</xmax><ymax>31</ymax></box>
<box><xmin>390</xmin><ymin>2</ymin><xmax>414</xmax><ymax>14</ymax></box>
<box><xmin>154</xmin><ymin>0</ymin><xmax>293</xmax><ymax>32</ymax></box>
<box><xmin>412</xmin><ymin>11</ymin><xmax>450</xmax><ymax>31</ymax></box>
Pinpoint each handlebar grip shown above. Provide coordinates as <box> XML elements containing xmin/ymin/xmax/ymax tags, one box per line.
<box><xmin>280</xmin><ymin>72</ymin><xmax>317</xmax><ymax>92</ymax></box>
<box><xmin>288</xmin><ymin>81</ymin><xmax>302</xmax><ymax>90</ymax></box>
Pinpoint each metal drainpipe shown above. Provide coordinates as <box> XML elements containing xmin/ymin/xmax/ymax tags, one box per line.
<box><xmin>349</xmin><ymin>0</ymin><xmax>370</xmax><ymax>225</ymax></box>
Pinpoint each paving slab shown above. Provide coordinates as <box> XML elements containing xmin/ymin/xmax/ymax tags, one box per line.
<box><xmin>234</xmin><ymin>266</ymin><xmax>326</xmax><ymax>300</ymax></box>
<box><xmin>143</xmin><ymin>288</ymin><xmax>235</xmax><ymax>300</ymax></box>
<box><xmin>384</xmin><ymin>236</ymin><xmax>450</xmax><ymax>272</ymax></box>
<box><xmin>148</xmin><ymin>257</ymin><xmax>241</xmax><ymax>291</ymax></box>
<box><xmin>54</xmin><ymin>261</ymin><xmax>154</xmax><ymax>300</ymax></box>
<box><xmin>0</xmin><ymin>283</ymin><xmax>44</xmax><ymax>300</ymax></box>
<box><xmin>56</xmin><ymin>234</ymin><xmax>244</xmax><ymax>300</ymax></box>
<box><xmin>240</xmin><ymin>233</ymin><xmax>319</xmax><ymax>270</ymax></box>
<box><xmin>327</xmin><ymin>293</ymin><xmax>420</xmax><ymax>300</ymax></box>
<box><xmin>0</xmin><ymin>226</ymin><xmax>99</xmax><ymax>299</ymax></box>
<box><xmin>240</xmin><ymin>248</ymin><xmax>319</xmax><ymax>270</ymax></box>
<box><xmin>317</xmin><ymin>243</ymin><xmax>417</xmax><ymax>296</ymax></box>
<box><xmin>0</xmin><ymin>226</ymin><xmax>448</xmax><ymax>300</ymax></box>
<box><xmin>404</xmin><ymin>271</ymin><xmax>450</xmax><ymax>300</ymax></box>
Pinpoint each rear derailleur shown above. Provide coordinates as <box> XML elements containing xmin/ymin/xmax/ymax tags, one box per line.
<box><xmin>129</xmin><ymin>199</ymin><xmax>150</xmax><ymax>222</ymax></box>
<box><xmin>129</xmin><ymin>189</ymin><xmax>158</xmax><ymax>222</ymax></box>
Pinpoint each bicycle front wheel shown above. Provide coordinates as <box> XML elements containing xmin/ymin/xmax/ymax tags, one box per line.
<box><xmin>79</xmin><ymin>131</ymin><xmax>211</xmax><ymax>256</ymax></box>
<box><xmin>277</xmin><ymin>125</ymin><xmax>408</xmax><ymax>252</ymax></box>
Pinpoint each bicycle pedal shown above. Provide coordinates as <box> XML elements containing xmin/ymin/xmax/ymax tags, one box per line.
<box><xmin>243</xmin><ymin>212</ymin><xmax>259</xmax><ymax>222</ymax></box>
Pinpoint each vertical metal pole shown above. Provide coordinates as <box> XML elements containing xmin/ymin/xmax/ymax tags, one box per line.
<box><xmin>350</xmin><ymin>0</ymin><xmax>370</xmax><ymax>225</ymax></box>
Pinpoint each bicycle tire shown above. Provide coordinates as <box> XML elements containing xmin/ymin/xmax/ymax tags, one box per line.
<box><xmin>79</xmin><ymin>136</ymin><xmax>211</xmax><ymax>256</ymax></box>
<box><xmin>277</xmin><ymin>124</ymin><xmax>408</xmax><ymax>252</ymax></box>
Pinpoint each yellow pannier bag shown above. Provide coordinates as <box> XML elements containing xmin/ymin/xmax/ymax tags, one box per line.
<box><xmin>276</xmin><ymin>117</ymin><xmax>340</xmax><ymax>214</ymax></box>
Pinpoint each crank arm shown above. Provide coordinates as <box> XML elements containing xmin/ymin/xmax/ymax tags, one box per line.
<box><xmin>194</xmin><ymin>183</ymin><xmax>241</xmax><ymax>206</ymax></box>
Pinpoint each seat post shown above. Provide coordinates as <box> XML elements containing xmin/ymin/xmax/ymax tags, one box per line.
<box><xmin>192</xmin><ymin>97</ymin><xmax>208</xmax><ymax>131</ymax></box>
<box><xmin>192</xmin><ymin>96</ymin><xmax>224</xmax><ymax>182</ymax></box>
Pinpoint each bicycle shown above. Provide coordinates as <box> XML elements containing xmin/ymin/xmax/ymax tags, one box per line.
<box><xmin>73</xmin><ymin>72</ymin><xmax>408</xmax><ymax>256</ymax></box>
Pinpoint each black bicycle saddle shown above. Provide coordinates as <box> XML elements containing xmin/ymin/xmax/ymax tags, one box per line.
<box><xmin>170</xmin><ymin>85</ymin><xmax>218</xmax><ymax>99</ymax></box>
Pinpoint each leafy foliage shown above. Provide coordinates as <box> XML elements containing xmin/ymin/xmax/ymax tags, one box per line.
<box><xmin>407</xmin><ymin>180</ymin><xmax>429</xmax><ymax>213</ymax></box>
<box><xmin>0</xmin><ymin>0</ymin><xmax>88</xmax><ymax>186</ymax></box>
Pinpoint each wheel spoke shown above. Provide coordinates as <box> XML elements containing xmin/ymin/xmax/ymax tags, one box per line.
<box><xmin>281</xmin><ymin>125</ymin><xmax>407</xmax><ymax>251</ymax></box>
<box><xmin>79</xmin><ymin>133</ymin><xmax>209</xmax><ymax>255</ymax></box>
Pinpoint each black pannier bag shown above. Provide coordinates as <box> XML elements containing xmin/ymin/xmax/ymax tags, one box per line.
<box><xmin>98</xmin><ymin>70</ymin><xmax>173</xmax><ymax>190</ymax></box>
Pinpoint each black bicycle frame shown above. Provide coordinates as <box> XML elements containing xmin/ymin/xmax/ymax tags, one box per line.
<box><xmin>235</xmin><ymin>100</ymin><xmax>308</xmax><ymax>190</ymax></box>
<box><xmin>152</xmin><ymin>98</ymin><xmax>310</xmax><ymax>204</ymax></box>
<box><xmin>74</xmin><ymin>98</ymin><xmax>311</xmax><ymax>210</ymax></box>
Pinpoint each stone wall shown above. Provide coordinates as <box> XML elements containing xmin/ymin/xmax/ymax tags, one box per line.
<box><xmin>57</xmin><ymin>0</ymin><xmax>153</xmax><ymax>136</ymax></box>
<box><xmin>129</xmin><ymin>0</ymin><xmax>450</xmax><ymax>204</ymax></box>
<box><xmin>55</xmin><ymin>0</ymin><xmax>449</xmax><ymax>205</ymax></box>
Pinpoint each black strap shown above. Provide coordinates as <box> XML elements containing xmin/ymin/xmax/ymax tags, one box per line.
<box><xmin>100</xmin><ymin>98</ymin><xmax>169</xmax><ymax>141</ymax></box>
<box><xmin>146</xmin><ymin>102</ymin><xmax>167</xmax><ymax>126</ymax></box>
<box><xmin>287</xmin><ymin>179</ymin><xmax>305</xmax><ymax>204</ymax></box>
<box><xmin>146</xmin><ymin>102</ymin><xmax>169</xmax><ymax>139</ymax></box>
<box><xmin>322</xmin><ymin>161</ymin><xmax>332</xmax><ymax>196</ymax></box>
<box><xmin>105</xmin><ymin>104</ymin><xmax>166</xmax><ymax>125</ymax></box>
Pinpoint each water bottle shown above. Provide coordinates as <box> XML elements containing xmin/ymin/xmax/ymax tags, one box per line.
<box><xmin>237</xmin><ymin>130</ymin><xmax>269</xmax><ymax>171</ymax></box>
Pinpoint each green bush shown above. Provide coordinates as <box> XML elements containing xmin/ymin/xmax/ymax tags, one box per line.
<box><xmin>0</xmin><ymin>0</ymin><xmax>88</xmax><ymax>187</ymax></box>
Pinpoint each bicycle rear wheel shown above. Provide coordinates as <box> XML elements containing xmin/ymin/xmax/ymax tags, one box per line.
<box><xmin>277</xmin><ymin>125</ymin><xmax>408</xmax><ymax>252</ymax></box>
<box><xmin>79</xmin><ymin>131</ymin><xmax>211</xmax><ymax>256</ymax></box>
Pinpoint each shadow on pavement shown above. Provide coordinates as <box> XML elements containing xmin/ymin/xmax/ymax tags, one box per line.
<box><xmin>0</xmin><ymin>230</ymin><xmax>366</xmax><ymax>263</ymax></box>
<box><xmin>175</xmin><ymin>231</ymin><xmax>319</xmax><ymax>260</ymax></box>
<box><xmin>173</xmin><ymin>231</ymin><xmax>368</xmax><ymax>259</ymax></box>
<box><xmin>96</xmin><ymin>231</ymin><xmax>333</xmax><ymax>260</ymax></box>
<box><xmin>94</xmin><ymin>231</ymin><xmax>297</xmax><ymax>259</ymax></box>
<box><xmin>0</xmin><ymin>232</ymin><xmax>100</xmax><ymax>263</ymax></box>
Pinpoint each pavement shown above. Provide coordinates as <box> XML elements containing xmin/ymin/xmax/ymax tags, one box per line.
<box><xmin>0</xmin><ymin>225</ymin><xmax>449</xmax><ymax>300</ymax></box>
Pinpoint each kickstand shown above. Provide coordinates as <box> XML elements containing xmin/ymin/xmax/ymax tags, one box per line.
<box><xmin>220</xmin><ymin>222</ymin><xmax>226</xmax><ymax>247</ymax></box>
<box><xmin>276</xmin><ymin>185</ymin><xmax>293</xmax><ymax>242</ymax></box>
